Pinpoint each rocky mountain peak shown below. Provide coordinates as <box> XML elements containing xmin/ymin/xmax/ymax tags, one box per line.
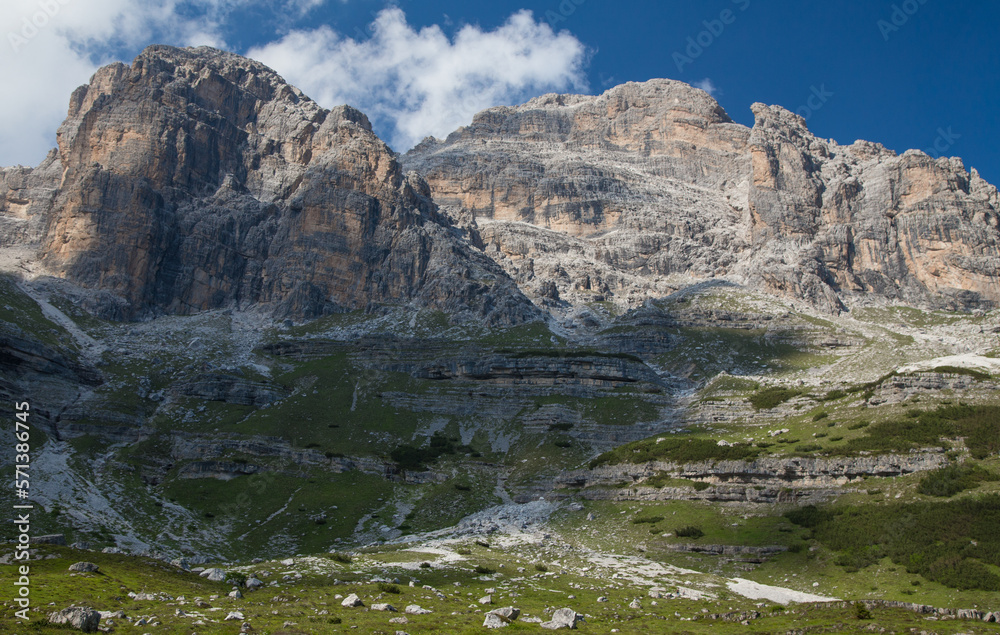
<box><xmin>2</xmin><ymin>49</ymin><xmax>997</xmax><ymax>327</ymax></box>
<box><xmin>405</xmin><ymin>78</ymin><xmax>1000</xmax><ymax>314</ymax></box>
<box><xmin>1</xmin><ymin>46</ymin><xmax>539</xmax><ymax>325</ymax></box>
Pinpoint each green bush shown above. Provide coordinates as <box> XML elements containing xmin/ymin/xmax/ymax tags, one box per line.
<box><xmin>832</xmin><ymin>405</ymin><xmax>1000</xmax><ymax>458</ymax></box>
<box><xmin>675</xmin><ymin>526</ymin><xmax>705</xmax><ymax>539</ymax></box>
<box><xmin>854</xmin><ymin>603</ymin><xmax>873</xmax><ymax>620</ymax></box>
<box><xmin>474</xmin><ymin>565</ymin><xmax>495</xmax><ymax>575</ymax></box>
<box><xmin>390</xmin><ymin>432</ymin><xmax>461</xmax><ymax>470</ymax></box>
<box><xmin>377</xmin><ymin>582</ymin><xmax>400</xmax><ymax>594</ymax></box>
<box><xmin>917</xmin><ymin>463</ymin><xmax>998</xmax><ymax>497</ymax></box>
<box><xmin>748</xmin><ymin>387</ymin><xmax>802</xmax><ymax>410</ymax></box>
<box><xmin>812</xmin><ymin>411</ymin><xmax>829</xmax><ymax>421</ymax></box>
<box><xmin>534</xmin><ymin>564</ymin><xmax>548</xmax><ymax>572</ymax></box>
<box><xmin>786</xmin><ymin>495</ymin><xmax>1000</xmax><ymax>591</ymax></box>
<box><xmin>632</xmin><ymin>515</ymin><xmax>664</xmax><ymax>525</ymax></box>
<box><xmin>590</xmin><ymin>436</ymin><xmax>758</xmax><ymax>468</ymax></box>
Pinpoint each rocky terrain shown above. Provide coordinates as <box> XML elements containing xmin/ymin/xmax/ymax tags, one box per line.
<box><xmin>1</xmin><ymin>46</ymin><xmax>999</xmax><ymax>632</ymax></box>
<box><xmin>403</xmin><ymin>80</ymin><xmax>1000</xmax><ymax>315</ymax></box>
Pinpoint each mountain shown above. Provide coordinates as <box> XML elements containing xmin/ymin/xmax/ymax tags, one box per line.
<box><xmin>403</xmin><ymin>80</ymin><xmax>1000</xmax><ymax>314</ymax></box>
<box><xmin>1</xmin><ymin>47</ymin><xmax>999</xmax><ymax>632</ymax></box>
<box><xmin>1</xmin><ymin>45</ymin><xmax>537</xmax><ymax>326</ymax></box>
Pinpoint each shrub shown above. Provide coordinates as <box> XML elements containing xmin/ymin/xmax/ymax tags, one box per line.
<box><xmin>854</xmin><ymin>603</ymin><xmax>873</xmax><ymax>620</ymax></box>
<box><xmin>327</xmin><ymin>617</ymin><xmax>342</xmax><ymax>624</ymax></box>
<box><xmin>748</xmin><ymin>387</ymin><xmax>801</xmax><ymax>410</ymax></box>
<box><xmin>675</xmin><ymin>526</ymin><xmax>705</xmax><ymax>539</ymax></box>
<box><xmin>390</xmin><ymin>432</ymin><xmax>461</xmax><ymax>470</ymax></box>
<box><xmin>812</xmin><ymin>411</ymin><xmax>829</xmax><ymax>421</ymax></box>
<box><xmin>632</xmin><ymin>516</ymin><xmax>664</xmax><ymax>525</ymax></box>
<box><xmin>692</xmin><ymin>481</ymin><xmax>711</xmax><ymax>491</ymax></box>
<box><xmin>917</xmin><ymin>463</ymin><xmax>999</xmax><ymax>497</ymax></box>
<box><xmin>377</xmin><ymin>582</ymin><xmax>400</xmax><ymax>594</ymax></box>
<box><xmin>847</xmin><ymin>421</ymin><xmax>869</xmax><ymax>430</ymax></box>
<box><xmin>786</xmin><ymin>495</ymin><xmax>1000</xmax><ymax>591</ymax></box>
<box><xmin>419</xmin><ymin>562</ymin><xmax>431</xmax><ymax>569</ymax></box>
<box><xmin>534</xmin><ymin>564</ymin><xmax>548</xmax><ymax>572</ymax></box>
<box><xmin>326</xmin><ymin>552</ymin><xmax>352</xmax><ymax>564</ymax></box>
<box><xmin>590</xmin><ymin>436</ymin><xmax>759</xmax><ymax>468</ymax></box>
<box><xmin>474</xmin><ymin>565</ymin><xmax>495</xmax><ymax>575</ymax></box>
<box><xmin>227</xmin><ymin>572</ymin><xmax>248</xmax><ymax>587</ymax></box>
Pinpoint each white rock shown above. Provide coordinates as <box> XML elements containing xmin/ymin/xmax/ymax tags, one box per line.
<box><xmin>342</xmin><ymin>593</ymin><xmax>364</xmax><ymax>608</ymax></box>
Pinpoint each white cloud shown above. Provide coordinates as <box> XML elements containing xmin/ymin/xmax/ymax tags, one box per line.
<box><xmin>248</xmin><ymin>8</ymin><xmax>588</xmax><ymax>151</ymax></box>
<box><xmin>0</xmin><ymin>3</ymin><xmax>585</xmax><ymax>167</ymax></box>
<box><xmin>0</xmin><ymin>0</ymin><xmax>322</xmax><ymax>167</ymax></box>
<box><xmin>693</xmin><ymin>77</ymin><xmax>719</xmax><ymax>97</ymax></box>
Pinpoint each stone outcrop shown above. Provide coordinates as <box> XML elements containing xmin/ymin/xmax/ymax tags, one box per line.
<box><xmin>171</xmin><ymin>372</ymin><xmax>290</xmax><ymax>406</ymax></box>
<box><xmin>5</xmin><ymin>45</ymin><xmax>538</xmax><ymax>326</ymax></box>
<box><xmin>404</xmin><ymin>79</ymin><xmax>1000</xmax><ymax>313</ymax></box>
<box><xmin>47</xmin><ymin>606</ymin><xmax>100</xmax><ymax>632</ymax></box>
<box><xmin>558</xmin><ymin>451</ymin><xmax>948</xmax><ymax>489</ymax></box>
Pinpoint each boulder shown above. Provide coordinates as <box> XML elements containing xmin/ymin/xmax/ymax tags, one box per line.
<box><xmin>199</xmin><ymin>567</ymin><xmax>227</xmax><ymax>582</ymax></box>
<box><xmin>371</xmin><ymin>603</ymin><xmax>397</xmax><ymax>612</ymax></box>
<box><xmin>342</xmin><ymin>593</ymin><xmax>364</xmax><ymax>608</ymax></box>
<box><xmin>483</xmin><ymin>613</ymin><xmax>509</xmax><ymax>628</ymax></box>
<box><xmin>47</xmin><ymin>606</ymin><xmax>99</xmax><ymax>632</ymax></box>
<box><xmin>540</xmin><ymin>608</ymin><xmax>582</xmax><ymax>630</ymax></box>
<box><xmin>405</xmin><ymin>604</ymin><xmax>431</xmax><ymax>614</ymax></box>
<box><xmin>68</xmin><ymin>562</ymin><xmax>99</xmax><ymax>573</ymax></box>
<box><xmin>489</xmin><ymin>607</ymin><xmax>520</xmax><ymax>621</ymax></box>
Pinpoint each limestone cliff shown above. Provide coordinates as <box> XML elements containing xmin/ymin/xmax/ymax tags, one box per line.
<box><xmin>403</xmin><ymin>80</ymin><xmax>1000</xmax><ymax>312</ymax></box>
<box><xmin>3</xmin><ymin>46</ymin><xmax>538</xmax><ymax>325</ymax></box>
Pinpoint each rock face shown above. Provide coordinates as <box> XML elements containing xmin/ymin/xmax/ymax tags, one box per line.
<box><xmin>6</xmin><ymin>45</ymin><xmax>537</xmax><ymax>326</ymax></box>
<box><xmin>403</xmin><ymin>80</ymin><xmax>1000</xmax><ymax>313</ymax></box>
<box><xmin>4</xmin><ymin>49</ymin><xmax>997</xmax><ymax>324</ymax></box>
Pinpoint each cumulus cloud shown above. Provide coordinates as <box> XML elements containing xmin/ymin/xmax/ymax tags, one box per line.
<box><xmin>248</xmin><ymin>8</ymin><xmax>589</xmax><ymax>151</ymax></box>
<box><xmin>693</xmin><ymin>77</ymin><xmax>719</xmax><ymax>96</ymax></box>
<box><xmin>0</xmin><ymin>3</ymin><xmax>587</xmax><ymax>167</ymax></box>
<box><xmin>0</xmin><ymin>0</ymin><xmax>319</xmax><ymax>167</ymax></box>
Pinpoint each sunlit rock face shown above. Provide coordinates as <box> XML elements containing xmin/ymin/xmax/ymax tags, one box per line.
<box><xmin>404</xmin><ymin>80</ymin><xmax>1000</xmax><ymax>313</ymax></box>
<box><xmin>16</xmin><ymin>45</ymin><xmax>538</xmax><ymax>325</ymax></box>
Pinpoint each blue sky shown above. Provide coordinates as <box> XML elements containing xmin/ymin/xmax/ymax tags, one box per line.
<box><xmin>2</xmin><ymin>0</ymin><xmax>997</xmax><ymax>184</ymax></box>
